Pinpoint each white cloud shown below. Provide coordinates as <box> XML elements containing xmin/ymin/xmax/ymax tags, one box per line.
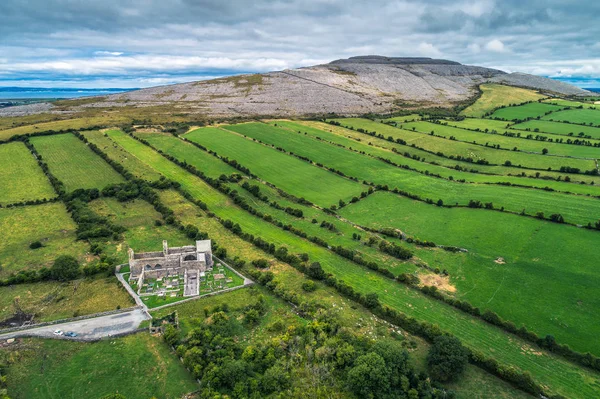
<box><xmin>467</xmin><ymin>43</ymin><xmax>481</xmax><ymax>53</ymax></box>
<box><xmin>417</xmin><ymin>42</ymin><xmax>442</xmax><ymax>57</ymax></box>
<box><xmin>485</xmin><ymin>39</ymin><xmax>506</xmax><ymax>52</ymax></box>
<box><xmin>94</xmin><ymin>51</ymin><xmax>124</xmax><ymax>56</ymax></box>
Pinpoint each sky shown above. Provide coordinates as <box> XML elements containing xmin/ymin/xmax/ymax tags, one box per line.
<box><xmin>1</xmin><ymin>0</ymin><xmax>599</xmax><ymax>89</ymax></box>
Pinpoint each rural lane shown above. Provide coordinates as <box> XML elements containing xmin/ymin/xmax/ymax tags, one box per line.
<box><xmin>0</xmin><ymin>308</ymin><xmax>150</xmax><ymax>341</ymax></box>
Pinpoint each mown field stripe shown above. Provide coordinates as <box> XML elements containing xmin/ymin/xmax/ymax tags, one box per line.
<box><xmin>106</xmin><ymin>129</ymin><xmax>600</xmax><ymax>399</ymax></box>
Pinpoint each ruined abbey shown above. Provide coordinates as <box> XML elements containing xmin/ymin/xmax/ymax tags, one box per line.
<box><xmin>128</xmin><ymin>240</ymin><xmax>214</xmax><ymax>280</ymax></box>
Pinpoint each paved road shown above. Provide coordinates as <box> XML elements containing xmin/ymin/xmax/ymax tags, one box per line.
<box><xmin>0</xmin><ymin>309</ymin><xmax>150</xmax><ymax>341</ymax></box>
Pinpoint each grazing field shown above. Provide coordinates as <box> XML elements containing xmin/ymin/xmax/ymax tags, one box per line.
<box><xmin>184</xmin><ymin>126</ymin><xmax>366</xmax><ymax>206</ymax></box>
<box><xmin>402</xmin><ymin>120</ymin><xmax>600</xmax><ymax>159</ymax></box>
<box><xmin>232</xmin><ymin>121</ymin><xmax>600</xmax><ymax>225</ymax></box>
<box><xmin>104</xmin><ymin>132</ymin><xmax>600</xmax><ymax>398</ymax></box>
<box><xmin>333</xmin><ymin>118</ymin><xmax>594</xmax><ymax>171</ymax></box>
<box><xmin>83</xmin><ymin>130</ymin><xmax>162</xmax><ymax>181</ymax></box>
<box><xmin>543</xmin><ymin>98</ymin><xmax>600</xmax><ymax>109</ymax></box>
<box><xmin>441</xmin><ymin>117</ymin><xmax>514</xmax><ymax>132</ymax></box>
<box><xmin>511</xmin><ymin>119</ymin><xmax>600</xmax><ymax>139</ymax></box>
<box><xmin>294</xmin><ymin>119</ymin><xmax>600</xmax><ymax>185</ymax></box>
<box><xmin>461</xmin><ymin>84</ymin><xmax>546</xmax><ymax>117</ymax></box>
<box><xmin>543</xmin><ymin>108</ymin><xmax>600</xmax><ymax>125</ymax></box>
<box><xmin>490</xmin><ymin>102</ymin><xmax>563</xmax><ymax>121</ymax></box>
<box><xmin>0</xmin><ymin>142</ymin><xmax>55</xmax><ymax>205</ymax></box>
<box><xmin>339</xmin><ymin>191</ymin><xmax>600</xmax><ymax>356</ymax></box>
<box><xmin>0</xmin><ymin>277</ymin><xmax>134</xmax><ymax>325</ymax></box>
<box><xmin>30</xmin><ymin>133</ymin><xmax>124</xmax><ymax>191</ymax></box>
<box><xmin>89</xmin><ymin>197</ymin><xmax>191</xmax><ymax>263</ymax></box>
<box><xmin>0</xmin><ymin>116</ymin><xmax>129</xmax><ymax>141</ymax></box>
<box><xmin>135</xmin><ymin>131</ymin><xmax>240</xmax><ymax>178</ymax></box>
<box><xmin>3</xmin><ymin>334</ymin><xmax>197</xmax><ymax>399</ymax></box>
<box><xmin>0</xmin><ymin>203</ymin><xmax>88</xmax><ymax>277</ymax></box>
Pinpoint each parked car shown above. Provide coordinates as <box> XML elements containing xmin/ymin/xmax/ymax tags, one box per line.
<box><xmin>53</xmin><ymin>329</ymin><xmax>63</xmax><ymax>336</ymax></box>
<box><xmin>64</xmin><ymin>331</ymin><xmax>78</xmax><ymax>337</ymax></box>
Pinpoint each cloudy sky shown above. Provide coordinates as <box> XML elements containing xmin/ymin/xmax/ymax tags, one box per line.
<box><xmin>1</xmin><ymin>0</ymin><xmax>599</xmax><ymax>88</ymax></box>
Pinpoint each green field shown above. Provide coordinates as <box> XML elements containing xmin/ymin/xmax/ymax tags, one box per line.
<box><xmin>3</xmin><ymin>334</ymin><xmax>197</xmax><ymax>399</ymax></box>
<box><xmin>338</xmin><ymin>191</ymin><xmax>600</xmax><ymax>355</ymax></box>
<box><xmin>89</xmin><ymin>197</ymin><xmax>191</xmax><ymax>263</ymax></box>
<box><xmin>83</xmin><ymin>130</ymin><xmax>163</xmax><ymax>181</ymax></box>
<box><xmin>0</xmin><ymin>277</ymin><xmax>134</xmax><ymax>324</ymax></box>
<box><xmin>490</xmin><ymin>102</ymin><xmax>563</xmax><ymax>121</ymax></box>
<box><xmin>30</xmin><ymin>133</ymin><xmax>125</xmax><ymax>191</ymax></box>
<box><xmin>0</xmin><ymin>203</ymin><xmax>89</xmax><ymax>277</ymax></box>
<box><xmin>136</xmin><ymin>131</ymin><xmax>240</xmax><ymax>178</ymax></box>
<box><xmin>511</xmin><ymin>119</ymin><xmax>600</xmax><ymax>139</ymax></box>
<box><xmin>184</xmin><ymin>126</ymin><xmax>366</xmax><ymax>207</ymax></box>
<box><xmin>402</xmin><ymin>120</ymin><xmax>600</xmax><ymax>159</ymax></box>
<box><xmin>461</xmin><ymin>84</ymin><xmax>546</xmax><ymax>117</ymax></box>
<box><xmin>0</xmin><ymin>142</ymin><xmax>55</xmax><ymax>205</ymax></box>
<box><xmin>543</xmin><ymin>108</ymin><xmax>600</xmax><ymax>125</ymax></box>
<box><xmin>296</xmin><ymin>120</ymin><xmax>600</xmax><ymax>186</ymax></box>
<box><xmin>543</xmin><ymin>98</ymin><xmax>600</xmax><ymax>109</ymax></box>
<box><xmin>334</xmin><ymin>118</ymin><xmax>594</xmax><ymax>171</ymax></box>
<box><xmin>227</xmin><ymin>121</ymin><xmax>600</xmax><ymax>225</ymax></box>
<box><xmin>104</xmin><ymin>129</ymin><xmax>600</xmax><ymax>398</ymax></box>
<box><xmin>441</xmin><ymin>117</ymin><xmax>514</xmax><ymax>132</ymax></box>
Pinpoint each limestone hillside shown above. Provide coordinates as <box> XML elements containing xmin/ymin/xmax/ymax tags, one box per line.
<box><xmin>2</xmin><ymin>56</ymin><xmax>591</xmax><ymax>118</ymax></box>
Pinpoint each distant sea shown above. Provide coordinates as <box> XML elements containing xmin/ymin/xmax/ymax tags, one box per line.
<box><xmin>0</xmin><ymin>87</ymin><xmax>133</xmax><ymax>100</ymax></box>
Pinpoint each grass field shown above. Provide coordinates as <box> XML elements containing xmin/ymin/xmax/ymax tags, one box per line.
<box><xmin>83</xmin><ymin>130</ymin><xmax>163</xmax><ymax>181</ymax></box>
<box><xmin>0</xmin><ymin>142</ymin><xmax>55</xmax><ymax>205</ymax></box>
<box><xmin>441</xmin><ymin>117</ymin><xmax>514</xmax><ymax>132</ymax></box>
<box><xmin>135</xmin><ymin>131</ymin><xmax>240</xmax><ymax>178</ymax></box>
<box><xmin>543</xmin><ymin>98</ymin><xmax>600</xmax><ymax>109</ymax></box>
<box><xmin>30</xmin><ymin>133</ymin><xmax>125</xmax><ymax>191</ymax></box>
<box><xmin>334</xmin><ymin>118</ymin><xmax>594</xmax><ymax>171</ymax></box>
<box><xmin>3</xmin><ymin>334</ymin><xmax>197</xmax><ymax>399</ymax></box>
<box><xmin>461</xmin><ymin>84</ymin><xmax>546</xmax><ymax>117</ymax></box>
<box><xmin>89</xmin><ymin>197</ymin><xmax>191</xmax><ymax>263</ymax></box>
<box><xmin>0</xmin><ymin>203</ymin><xmax>89</xmax><ymax>277</ymax></box>
<box><xmin>542</xmin><ymin>108</ymin><xmax>600</xmax><ymax>125</ymax></box>
<box><xmin>229</xmin><ymin>121</ymin><xmax>600</xmax><ymax>225</ymax></box>
<box><xmin>184</xmin><ymin>126</ymin><xmax>366</xmax><ymax>207</ymax></box>
<box><xmin>339</xmin><ymin>191</ymin><xmax>600</xmax><ymax>356</ymax></box>
<box><xmin>294</xmin><ymin>120</ymin><xmax>600</xmax><ymax>186</ymax></box>
<box><xmin>0</xmin><ymin>277</ymin><xmax>134</xmax><ymax>324</ymax></box>
<box><xmin>490</xmin><ymin>102</ymin><xmax>563</xmax><ymax>121</ymax></box>
<box><xmin>402</xmin><ymin>120</ymin><xmax>600</xmax><ymax>159</ymax></box>
<box><xmin>511</xmin><ymin>120</ymin><xmax>600</xmax><ymax>139</ymax></box>
<box><xmin>104</xmin><ymin>131</ymin><xmax>600</xmax><ymax>398</ymax></box>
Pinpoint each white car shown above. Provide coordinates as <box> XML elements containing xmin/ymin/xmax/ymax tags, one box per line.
<box><xmin>53</xmin><ymin>329</ymin><xmax>64</xmax><ymax>336</ymax></box>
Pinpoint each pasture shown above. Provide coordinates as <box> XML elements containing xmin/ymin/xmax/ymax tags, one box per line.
<box><xmin>339</xmin><ymin>191</ymin><xmax>600</xmax><ymax>356</ymax></box>
<box><xmin>0</xmin><ymin>203</ymin><xmax>88</xmax><ymax>277</ymax></box>
<box><xmin>3</xmin><ymin>334</ymin><xmax>197</xmax><ymax>399</ymax></box>
<box><xmin>0</xmin><ymin>277</ymin><xmax>134</xmax><ymax>325</ymax></box>
<box><xmin>511</xmin><ymin>119</ymin><xmax>600</xmax><ymax>139</ymax></box>
<box><xmin>184</xmin><ymin>126</ymin><xmax>366</xmax><ymax>207</ymax></box>
<box><xmin>490</xmin><ymin>102</ymin><xmax>563</xmax><ymax>121</ymax></box>
<box><xmin>0</xmin><ymin>142</ymin><xmax>55</xmax><ymax>205</ymax></box>
<box><xmin>461</xmin><ymin>84</ymin><xmax>546</xmax><ymax>117</ymax></box>
<box><xmin>238</xmin><ymin>120</ymin><xmax>600</xmax><ymax>225</ymax></box>
<box><xmin>30</xmin><ymin>133</ymin><xmax>124</xmax><ymax>192</ymax></box>
<box><xmin>274</xmin><ymin>119</ymin><xmax>600</xmax><ymax>194</ymax></box>
<box><xmin>402</xmin><ymin>120</ymin><xmax>600</xmax><ymax>160</ymax></box>
<box><xmin>107</xmin><ymin>132</ymin><xmax>600</xmax><ymax>398</ymax></box>
<box><xmin>333</xmin><ymin>118</ymin><xmax>593</xmax><ymax>171</ymax></box>
<box><xmin>136</xmin><ymin>131</ymin><xmax>240</xmax><ymax>178</ymax></box>
<box><xmin>89</xmin><ymin>197</ymin><xmax>191</xmax><ymax>263</ymax></box>
<box><xmin>83</xmin><ymin>130</ymin><xmax>162</xmax><ymax>181</ymax></box>
<box><xmin>292</xmin><ymin>119</ymin><xmax>600</xmax><ymax>185</ymax></box>
<box><xmin>543</xmin><ymin>108</ymin><xmax>600</xmax><ymax>126</ymax></box>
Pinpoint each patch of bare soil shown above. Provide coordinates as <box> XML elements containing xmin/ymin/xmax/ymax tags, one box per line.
<box><xmin>420</xmin><ymin>273</ymin><xmax>456</xmax><ymax>293</ymax></box>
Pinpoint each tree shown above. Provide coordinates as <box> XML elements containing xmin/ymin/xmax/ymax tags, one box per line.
<box><xmin>347</xmin><ymin>352</ymin><xmax>391</xmax><ymax>398</ymax></box>
<box><xmin>542</xmin><ymin>148</ymin><xmax>549</xmax><ymax>155</ymax></box>
<box><xmin>364</xmin><ymin>293</ymin><xmax>380</xmax><ymax>309</ymax></box>
<box><xmin>51</xmin><ymin>255</ymin><xmax>80</xmax><ymax>281</ymax></box>
<box><xmin>427</xmin><ymin>335</ymin><xmax>469</xmax><ymax>382</ymax></box>
<box><xmin>29</xmin><ymin>241</ymin><xmax>43</xmax><ymax>249</ymax></box>
<box><xmin>306</xmin><ymin>262</ymin><xmax>325</xmax><ymax>280</ymax></box>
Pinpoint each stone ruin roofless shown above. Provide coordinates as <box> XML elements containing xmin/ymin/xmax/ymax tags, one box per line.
<box><xmin>128</xmin><ymin>240</ymin><xmax>213</xmax><ymax>279</ymax></box>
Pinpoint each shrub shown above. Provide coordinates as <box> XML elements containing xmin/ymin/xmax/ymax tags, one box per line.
<box><xmin>29</xmin><ymin>241</ymin><xmax>43</xmax><ymax>249</ymax></box>
<box><xmin>427</xmin><ymin>335</ymin><xmax>469</xmax><ymax>382</ymax></box>
<box><xmin>302</xmin><ymin>280</ymin><xmax>317</xmax><ymax>292</ymax></box>
<box><xmin>51</xmin><ymin>255</ymin><xmax>80</xmax><ymax>281</ymax></box>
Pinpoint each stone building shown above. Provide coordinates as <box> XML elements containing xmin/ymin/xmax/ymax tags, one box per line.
<box><xmin>128</xmin><ymin>240</ymin><xmax>213</xmax><ymax>280</ymax></box>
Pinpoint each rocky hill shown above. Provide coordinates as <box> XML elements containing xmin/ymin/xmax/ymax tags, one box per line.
<box><xmin>1</xmin><ymin>56</ymin><xmax>591</xmax><ymax>118</ymax></box>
